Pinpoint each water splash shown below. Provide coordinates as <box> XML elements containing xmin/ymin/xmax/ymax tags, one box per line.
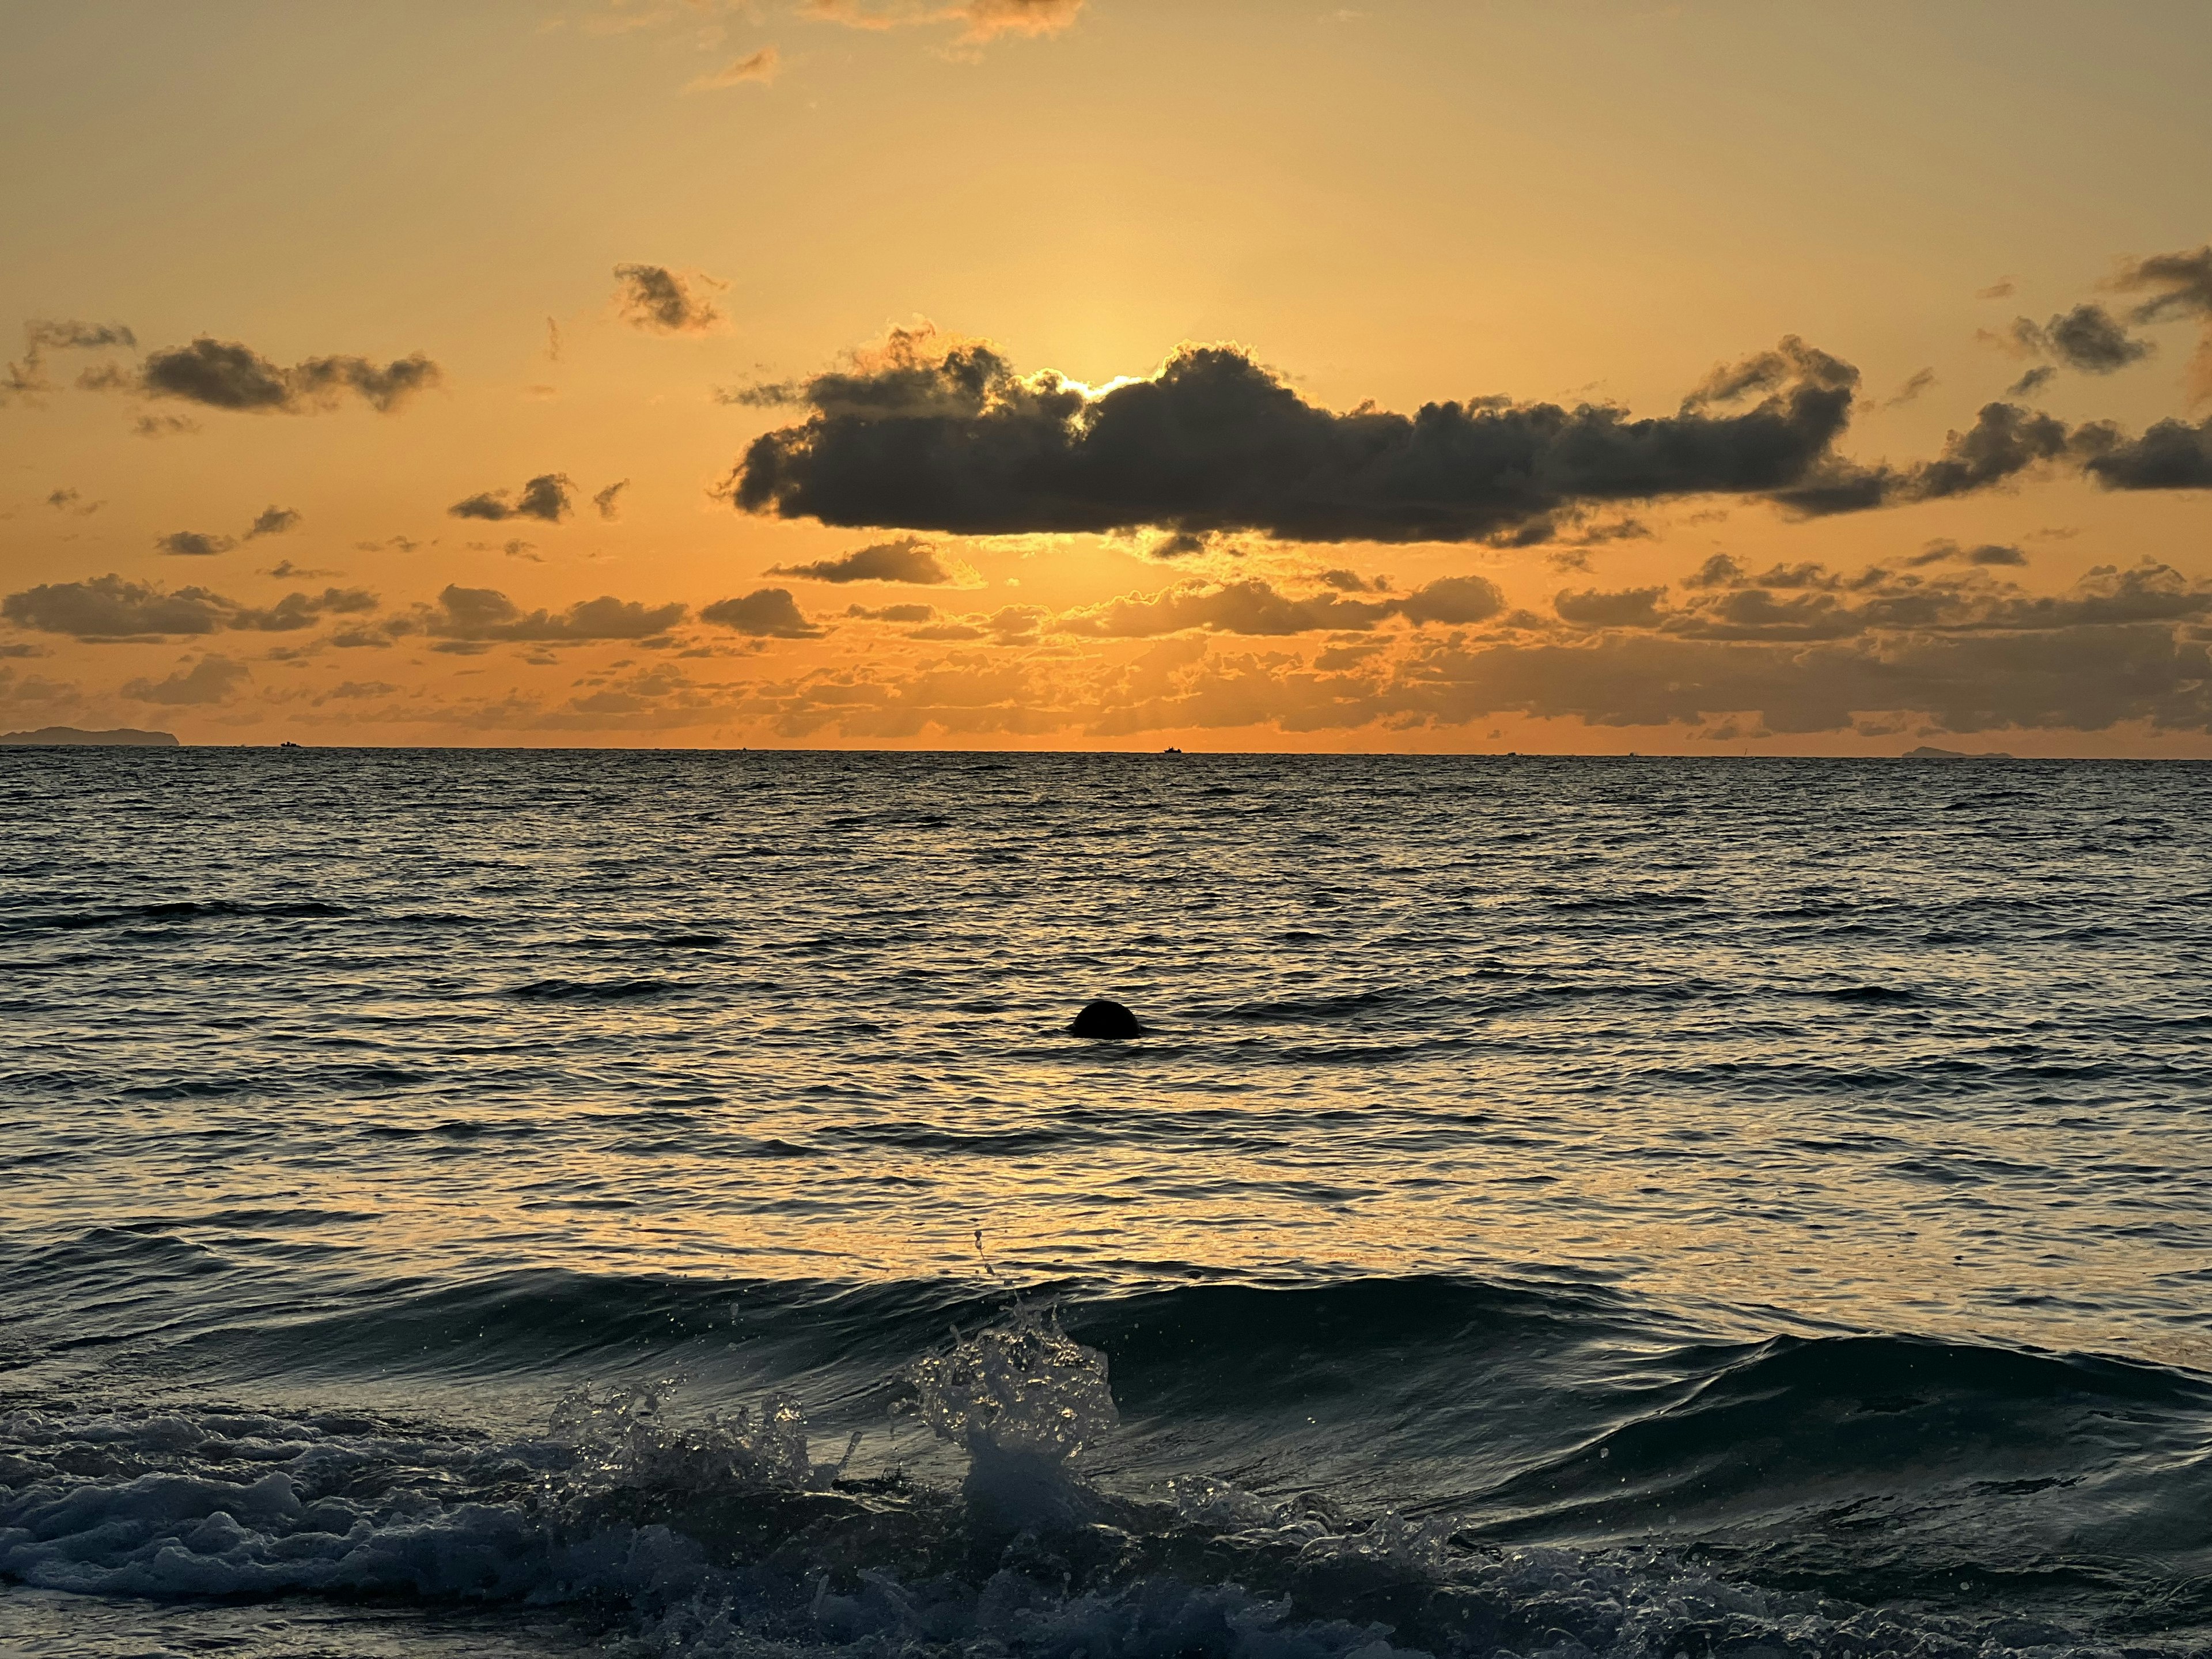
<box><xmin>904</xmin><ymin>1305</ymin><xmax>1120</xmax><ymax>1532</ymax></box>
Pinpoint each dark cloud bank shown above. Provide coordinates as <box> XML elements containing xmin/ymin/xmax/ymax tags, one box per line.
<box><xmin>729</xmin><ymin>329</ymin><xmax>2210</xmax><ymax>545</ymax></box>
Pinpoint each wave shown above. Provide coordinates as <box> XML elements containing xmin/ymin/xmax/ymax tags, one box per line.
<box><xmin>3</xmin><ymin>1307</ymin><xmax>2207</xmax><ymax>1657</ymax></box>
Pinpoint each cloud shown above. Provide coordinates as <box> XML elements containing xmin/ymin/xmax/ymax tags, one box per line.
<box><xmin>593</xmin><ymin>479</ymin><xmax>629</xmax><ymax>519</ymax></box>
<box><xmin>767</xmin><ymin>535</ymin><xmax>961</xmax><ymax>584</ymax></box>
<box><xmin>137</xmin><ymin>337</ymin><xmax>441</xmax><ymax>413</ymax></box>
<box><xmin>28</xmin><ymin>320</ymin><xmax>136</xmax><ymax>351</ymax></box>
<box><xmin>449</xmin><ymin>474</ymin><xmax>574</xmax><ymax>522</ymax></box>
<box><xmin>1885</xmin><ymin>368</ymin><xmax>1937</xmax><ymax>407</ymax></box>
<box><xmin>612</xmin><ymin>266</ymin><xmax>725</xmax><ymax>332</ymax></box>
<box><xmin>1555</xmin><ymin>585</ymin><xmax>1669</xmax><ymax>628</ymax></box>
<box><xmin>155</xmin><ymin>531</ymin><xmax>237</xmax><ymax>558</ymax></box>
<box><xmin>699</xmin><ymin>588</ymin><xmax>821</xmax><ymax>637</ymax></box>
<box><xmin>1560</xmin><ymin>555</ymin><xmax>2212</xmax><ymax>644</ymax></box>
<box><xmin>846</xmin><ymin>602</ymin><xmax>937</xmax><ymax>622</ymax></box>
<box><xmin>245</xmin><ymin>506</ymin><xmax>301</xmax><ymax>539</ymax></box>
<box><xmin>1</xmin><ymin>574</ymin><xmax>376</xmax><ymax>641</ymax></box>
<box><xmin>46</xmin><ymin>488</ymin><xmax>100</xmax><ymax>516</ymax></box>
<box><xmin>1051</xmin><ymin>573</ymin><xmax>1504</xmax><ymax>638</ymax></box>
<box><xmin>729</xmin><ymin>329</ymin><xmax>1870</xmax><ymax>544</ymax></box>
<box><xmin>2078</xmin><ymin>413</ymin><xmax>2212</xmax><ymax>490</ymax></box>
<box><xmin>1904</xmin><ymin>539</ymin><xmax>2028</xmax><ymax>569</ymax></box>
<box><xmin>1977</xmin><ymin>279</ymin><xmax>2016</xmax><ymax>300</ymax></box>
<box><xmin>1984</xmin><ymin>304</ymin><xmax>2154</xmax><ymax>391</ymax></box>
<box><xmin>1771</xmin><ymin>402</ymin><xmax>2076</xmax><ymax>516</ymax></box>
<box><xmin>1317</xmin><ymin>568</ymin><xmax>1389</xmax><ymax>593</ymax></box>
<box><xmin>2112</xmin><ymin>245</ymin><xmax>2212</xmax><ymax>406</ymax></box>
<box><xmin>123</xmin><ymin>654</ymin><xmax>251</xmax><ymax>707</ymax></box>
<box><xmin>1</xmin><ymin>318</ymin><xmax>136</xmax><ymax>405</ymax></box>
<box><xmin>801</xmin><ymin>0</ymin><xmax>1084</xmax><ymax>41</ymax></box>
<box><xmin>690</xmin><ymin>47</ymin><xmax>778</xmax><ymax>89</ymax></box>
<box><xmin>421</xmin><ymin>585</ymin><xmax>688</xmax><ymax>645</ymax></box>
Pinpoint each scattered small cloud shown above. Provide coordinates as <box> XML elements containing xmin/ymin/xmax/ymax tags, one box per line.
<box><xmin>1977</xmin><ymin>279</ymin><xmax>2016</xmax><ymax>300</ymax></box>
<box><xmin>156</xmin><ymin>531</ymin><xmax>237</xmax><ymax>558</ymax></box>
<box><xmin>0</xmin><ymin>318</ymin><xmax>136</xmax><ymax>407</ymax></box>
<box><xmin>1983</xmin><ymin>303</ymin><xmax>2154</xmax><ymax>392</ymax></box>
<box><xmin>45</xmin><ymin>488</ymin><xmax>101</xmax><ymax>516</ymax></box>
<box><xmin>1885</xmin><ymin>368</ymin><xmax>1937</xmax><ymax>407</ymax></box>
<box><xmin>688</xmin><ymin>46</ymin><xmax>778</xmax><ymax>89</ymax></box>
<box><xmin>593</xmin><ymin>479</ymin><xmax>630</xmax><ymax>519</ymax></box>
<box><xmin>767</xmin><ymin>535</ymin><xmax>965</xmax><ymax>584</ymax></box>
<box><xmin>1</xmin><ymin>574</ymin><xmax>375</xmax><ymax>641</ymax></box>
<box><xmin>450</xmin><ymin>473</ymin><xmax>574</xmax><ymax>522</ymax></box>
<box><xmin>244</xmin><ymin>506</ymin><xmax>301</xmax><ymax>540</ymax></box>
<box><xmin>2112</xmin><ymin>245</ymin><xmax>2212</xmax><ymax>406</ymax></box>
<box><xmin>612</xmin><ymin>265</ymin><xmax>726</xmax><ymax>333</ymax></box>
<box><xmin>133</xmin><ymin>336</ymin><xmax>441</xmax><ymax>414</ymax></box>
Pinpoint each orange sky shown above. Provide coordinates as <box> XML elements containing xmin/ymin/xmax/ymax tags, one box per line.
<box><xmin>4</xmin><ymin>0</ymin><xmax>2211</xmax><ymax>752</ymax></box>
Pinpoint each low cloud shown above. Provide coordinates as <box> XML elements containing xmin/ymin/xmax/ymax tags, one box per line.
<box><xmin>137</xmin><ymin>337</ymin><xmax>441</xmax><ymax>414</ymax></box>
<box><xmin>731</xmin><ymin>330</ymin><xmax>1880</xmax><ymax>544</ymax></box>
<box><xmin>767</xmin><ymin>535</ymin><xmax>961</xmax><ymax>584</ymax></box>
<box><xmin>245</xmin><ymin>506</ymin><xmax>301</xmax><ymax>539</ymax></box>
<box><xmin>1555</xmin><ymin>585</ymin><xmax>1669</xmax><ymax>628</ymax></box>
<box><xmin>123</xmin><ymin>654</ymin><xmax>251</xmax><ymax>707</ymax></box>
<box><xmin>1546</xmin><ymin>556</ymin><xmax>2211</xmax><ymax>644</ymax></box>
<box><xmin>1</xmin><ymin>574</ymin><xmax>376</xmax><ymax>641</ymax></box>
<box><xmin>421</xmin><ymin>585</ymin><xmax>688</xmax><ymax>646</ymax></box>
<box><xmin>613</xmin><ymin>266</ymin><xmax>725</xmax><ymax>332</ymax></box>
<box><xmin>450</xmin><ymin>474</ymin><xmax>574</xmax><ymax>522</ymax></box>
<box><xmin>699</xmin><ymin>588</ymin><xmax>821</xmax><ymax>638</ymax></box>
<box><xmin>846</xmin><ymin>602</ymin><xmax>937</xmax><ymax>622</ymax></box>
<box><xmin>156</xmin><ymin>531</ymin><xmax>237</xmax><ymax>558</ymax></box>
<box><xmin>1051</xmin><ymin>573</ymin><xmax>1505</xmax><ymax>638</ymax></box>
<box><xmin>1903</xmin><ymin>539</ymin><xmax>2028</xmax><ymax>569</ymax></box>
<box><xmin>593</xmin><ymin>479</ymin><xmax>629</xmax><ymax>519</ymax></box>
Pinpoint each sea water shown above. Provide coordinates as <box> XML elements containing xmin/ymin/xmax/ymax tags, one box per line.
<box><xmin>2</xmin><ymin>750</ymin><xmax>2209</xmax><ymax>1658</ymax></box>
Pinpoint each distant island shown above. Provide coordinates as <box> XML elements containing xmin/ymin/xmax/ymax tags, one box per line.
<box><xmin>1904</xmin><ymin>744</ymin><xmax>2014</xmax><ymax>760</ymax></box>
<box><xmin>0</xmin><ymin>726</ymin><xmax>180</xmax><ymax>747</ymax></box>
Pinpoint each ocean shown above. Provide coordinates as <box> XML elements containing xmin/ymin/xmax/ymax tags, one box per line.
<box><xmin>3</xmin><ymin>749</ymin><xmax>2209</xmax><ymax>1659</ymax></box>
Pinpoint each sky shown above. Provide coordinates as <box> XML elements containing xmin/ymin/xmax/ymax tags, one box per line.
<box><xmin>3</xmin><ymin>0</ymin><xmax>2211</xmax><ymax>753</ymax></box>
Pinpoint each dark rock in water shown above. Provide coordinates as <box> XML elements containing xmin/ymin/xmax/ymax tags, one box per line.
<box><xmin>1069</xmin><ymin>999</ymin><xmax>1145</xmax><ymax>1039</ymax></box>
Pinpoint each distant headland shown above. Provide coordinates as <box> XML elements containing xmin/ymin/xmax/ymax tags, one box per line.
<box><xmin>0</xmin><ymin>726</ymin><xmax>180</xmax><ymax>747</ymax></box>
<box><xmin>1904</xmin><ymin>744</ymin><xmax>2014</xmax><ymax>760</ymax></box>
